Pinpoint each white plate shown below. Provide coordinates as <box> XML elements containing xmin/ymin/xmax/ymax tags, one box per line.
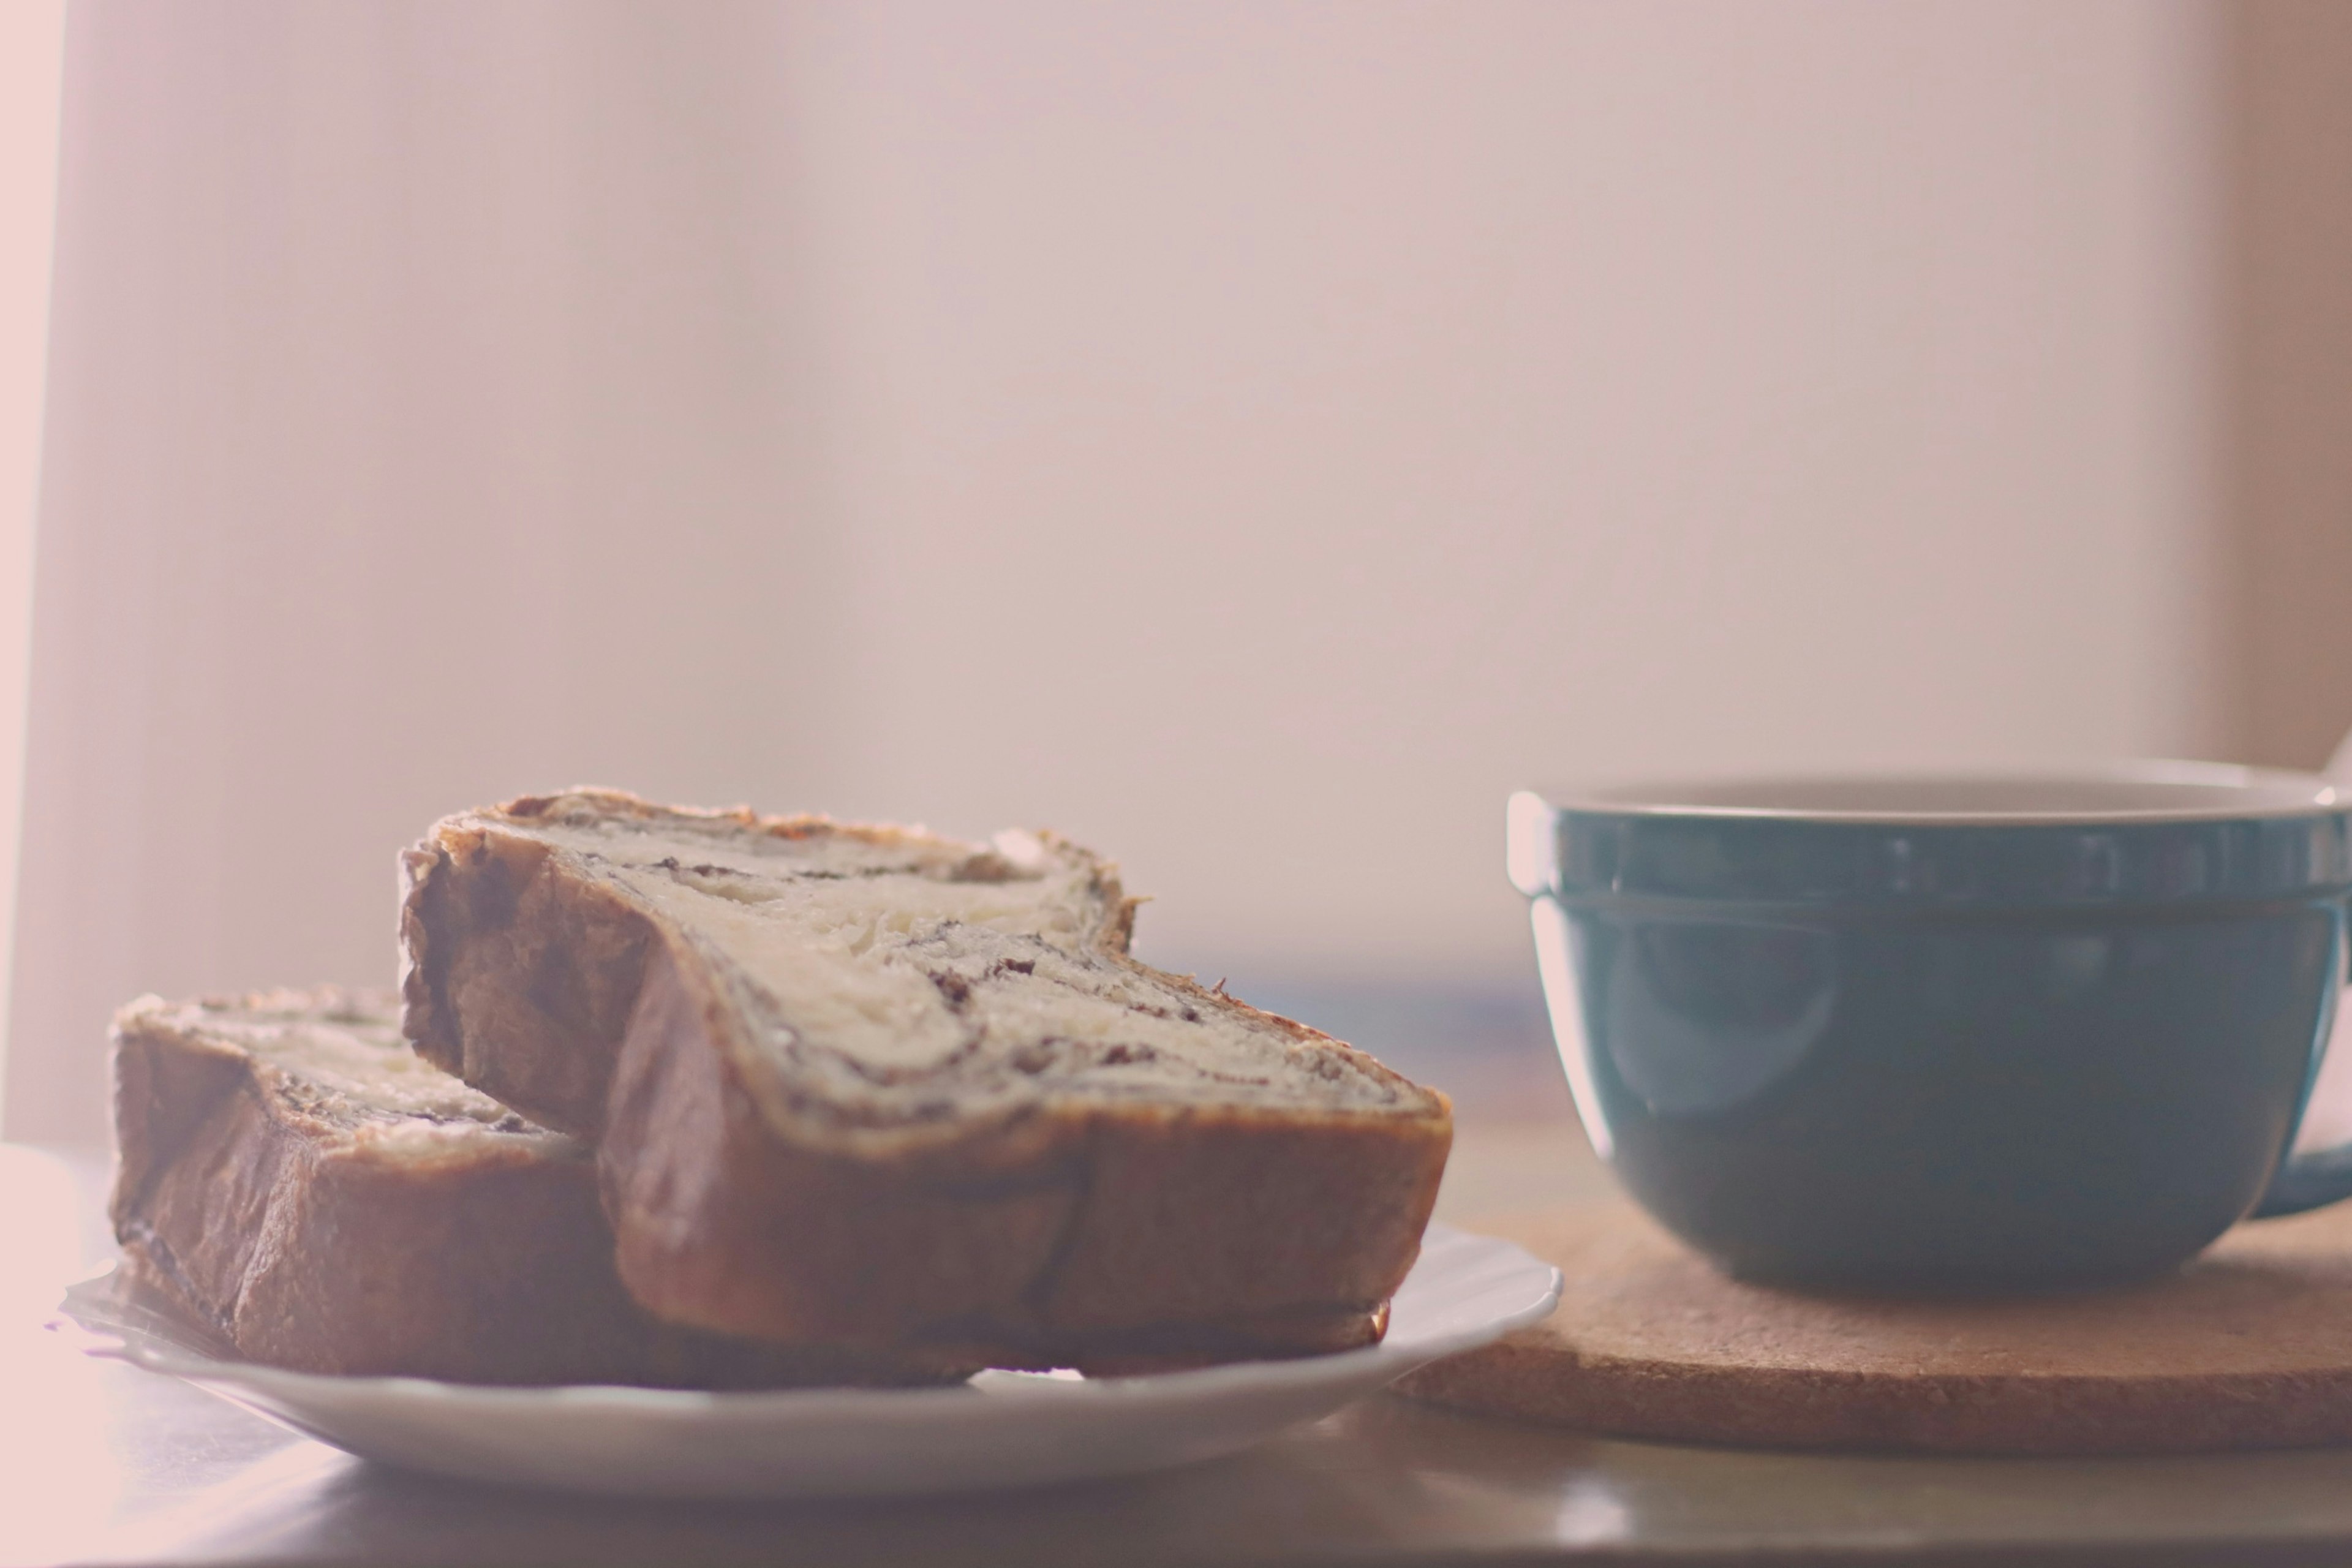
<box><xmin>58</xmin><ymin>1224</ymin><xmax>1559</xmax><ymax>1500</ymax></box>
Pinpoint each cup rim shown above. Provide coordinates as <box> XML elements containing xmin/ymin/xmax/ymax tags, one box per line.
<box><xmin>1522</xmin><ymin>761</ymin><xmax>2346</xmax><ymax>826</ymax></box>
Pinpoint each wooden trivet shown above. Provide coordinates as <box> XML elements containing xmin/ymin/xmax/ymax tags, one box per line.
<box><xmin>1396</xmin><ymin>1197</ymin><xmax>2352</xmax><ymax>1455</ymax></box>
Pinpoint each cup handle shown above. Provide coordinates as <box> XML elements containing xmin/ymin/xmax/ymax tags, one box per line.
<box><xmin>2255</xmin><ymin>904</ymin><xmax>2352</xmax><ymax>1216</ymax></box>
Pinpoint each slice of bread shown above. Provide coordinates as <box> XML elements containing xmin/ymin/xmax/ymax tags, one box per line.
<box><xmin>110</xmin><ymin>988</ymin><xmax>965</xmax><ymax>1386</ymax></box>
<box><xmin>400</xmin><ymin>790</ymin><xmax>1453</xmax><ymax>1371</ymax></box>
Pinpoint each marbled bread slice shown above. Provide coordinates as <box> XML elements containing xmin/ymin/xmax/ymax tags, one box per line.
<box><xmin>400</xmin><ymin>790</ymin><xmax>1453</xmax><ymax>1371</ymax></box>
<box><xmin>110</xmin><ymin>989</ymin><xmax>964</xmax><ymax>1385</ymax></box>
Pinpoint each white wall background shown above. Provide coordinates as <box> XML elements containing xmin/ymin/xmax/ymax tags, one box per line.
<box><xmin>3</xmin><ymin>1</ymin><xmax>2226</xmax><ymax>1140</ymax></box>
<box><xmin>796</xmin><ymin>0</ymin><xmax>2226</xmax><ymax>970</ymax></box>
<box><xmin>0</xmin><ymin>2</ymin><xmax>66</xmax><ymax>1126</ymax></box>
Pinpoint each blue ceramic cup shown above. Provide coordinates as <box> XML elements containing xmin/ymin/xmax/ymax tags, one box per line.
<box><xmin>1507</xmin><ymin>765</ymin><xmax>2352</xmax><ymax>1292</ymax></box>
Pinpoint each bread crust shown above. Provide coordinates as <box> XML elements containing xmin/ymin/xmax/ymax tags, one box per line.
<box><xmin>401</xmin><ymin>824</ymin><xmax>649</xmax><ymax>1136</ymax></box>
<box><xmin>400</xmin><ymin>791</ymin><xmax>1454</xmax><ymax>1371</ymax></box>
<box><xmin>111</xmin><ymin>990</ymin><xmax>964</xmax><ymax>1387</ymax></box>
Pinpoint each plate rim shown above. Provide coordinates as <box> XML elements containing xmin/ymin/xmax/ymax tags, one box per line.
<box><xmin>58</xmin><ymin>1221</ymin><xmax>1562</xmax><ymax>1415</ymax></box>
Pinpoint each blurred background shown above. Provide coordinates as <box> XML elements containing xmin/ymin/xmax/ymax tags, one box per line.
<box><xmin>0</xmin><ymin>0</ymin><xmax>2347</xmax><ymax>1144</ymax></box>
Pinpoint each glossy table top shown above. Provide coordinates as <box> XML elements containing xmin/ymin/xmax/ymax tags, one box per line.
<box><xmin>15</xmin><ymin>1127</ymin><xmax>2352</xmax><ymax>1567</ymax></box>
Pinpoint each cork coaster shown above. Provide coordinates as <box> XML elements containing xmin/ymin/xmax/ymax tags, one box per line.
<box><xmin>1395</xmin><ymin>1197</ymin><xmax>2352</xmax><ymax>1455</ymax></box>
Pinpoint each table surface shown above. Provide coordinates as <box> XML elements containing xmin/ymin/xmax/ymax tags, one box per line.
<box><xmin>18</xmin><ymin>1126</ymin><xmax>2352</xmax><ymax>1568</ymax></box>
